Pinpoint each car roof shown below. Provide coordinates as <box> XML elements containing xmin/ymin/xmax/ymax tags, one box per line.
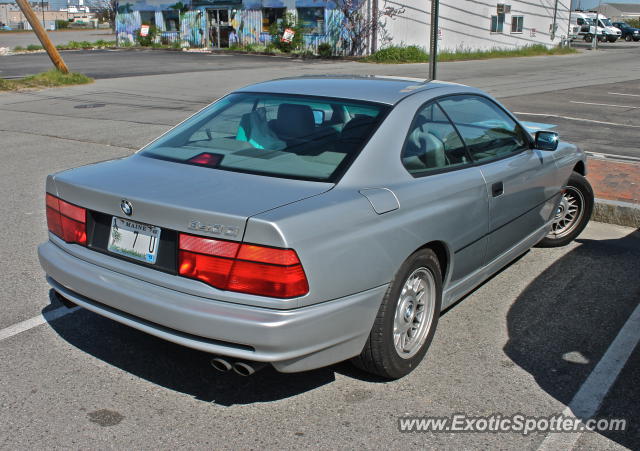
<box><xmin>233</xmin><ymin>75</ymin><xmax>470</xmax><ymax>106</ymax></box>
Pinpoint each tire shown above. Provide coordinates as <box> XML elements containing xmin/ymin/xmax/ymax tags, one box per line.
<box><xmin>352</xmin><ymin>249</ymin><xmax>442</xmax><ymax>379</ymax></box>
<box><xmin>584</xmin><ymin>34</ymin><xmax>593</xmax><ymax>43</ymax></box>
<box><xmin>537</xmin><ymin>171</ymin><xmax>594</xmax><ymax>248</ymax></box>
<box><xmin>625</xmin><ymin>35</ymin><xmax>632</xmax><ymax>42</ymax></box>
<box><xmin>608</xmin><ymin>37</ymin><xmax>618</xmax><ymax>43</ymax></box>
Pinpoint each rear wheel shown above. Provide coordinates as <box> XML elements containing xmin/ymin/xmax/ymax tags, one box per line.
<box><xmin>352</xmin><ymin>249</ymin><xmax>442</xmax><ymax>379</ymax></box>
<box><xmin>625</xmin><ymin>35</ymin><xmax>633</xmax><ymax>42</ymax></box>
<box><xmin>584</xmin><ymin>34</ymin><xmax>593</xmax><ymax>43</ymax></box>
<box><xmin>537</xmin><ymin>172</ymin><xmax>593</xmax><ymax>248</ymax></box>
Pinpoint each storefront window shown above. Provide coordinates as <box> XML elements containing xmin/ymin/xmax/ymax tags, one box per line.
<box><xmin>164</xmin><ymin>10</ymin><xmax>179</xmax><ymax>31</ymax></box>
<box><xmin>262</xmin><ymin>7</ymin><xmax>285</xmax><ymax>32</ymax></box>
<box><xmin>297</xmin><ymin>7</ymin><xmax>324</xmax><ymax>34</ymax></box>
<box><xmin>139</xmin><ymin>11</ymin><xmax>156</xmax><ymax>26</ymax></box>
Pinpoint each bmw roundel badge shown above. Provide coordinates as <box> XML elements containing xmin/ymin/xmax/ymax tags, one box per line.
<box><xmin>121</xmin><ymin>199</ymin><xmax>133</xmax><ymax>216</ymax></box>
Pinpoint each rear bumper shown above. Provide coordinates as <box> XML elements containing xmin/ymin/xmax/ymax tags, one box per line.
<box><xmin>38</xmin><ymin>240</ymin><xmax>386</xmax><ymax>373</ymax></box>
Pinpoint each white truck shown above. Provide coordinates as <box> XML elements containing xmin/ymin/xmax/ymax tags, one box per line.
<box><xmin>570</xmin><ymin>12</ymin><xmax>622</xmax><ymax>43</ymax></box>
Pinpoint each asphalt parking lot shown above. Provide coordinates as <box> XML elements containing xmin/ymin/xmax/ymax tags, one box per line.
<box><xmin>0</xmin><ymin>46</ymin><xmax>639</xmax><ymax>449</ymax></box>
<box><xmin>502</xmin><ymin>79</ymin><xmax>640</xmax><ymax>160</ymax></box>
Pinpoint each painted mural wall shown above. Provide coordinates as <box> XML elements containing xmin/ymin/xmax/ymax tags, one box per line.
<box><xmin>115</xmin><ymin>0</ymin><xmax>571</xmax><ymax>52</ymax></box>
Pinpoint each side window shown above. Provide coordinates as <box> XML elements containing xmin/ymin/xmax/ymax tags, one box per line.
<box><xmin>438</xmin><ymin>95</ymin><xmax>529</xmax><ymax>163</ymax></box>
<box><xmin>401</xmin><ymin>102</ymin><xmax>470</xmax><ymax>176</ymax></box>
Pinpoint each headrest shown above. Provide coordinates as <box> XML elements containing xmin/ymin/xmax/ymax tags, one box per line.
<box><xmin>277</xmin><ymin>103</ymin><xmax>316</xmax><ymax>139</ymax></box>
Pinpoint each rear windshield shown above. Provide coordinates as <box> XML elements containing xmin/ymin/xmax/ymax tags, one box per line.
<box><xmin>140</xmin><ymin>93</ymin><xmax>389</xmax><ymax>182</ymax></box>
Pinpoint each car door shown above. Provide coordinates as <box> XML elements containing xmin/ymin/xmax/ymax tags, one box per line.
<box><xmin>438</xmin><ymin>95</ymin><xmax>559</xmax><ymax>264</ymax></box>
<box><xmin>397</xmin><ymin>100</ymin><xmax>488</xmax><ymax>284</ymax></box>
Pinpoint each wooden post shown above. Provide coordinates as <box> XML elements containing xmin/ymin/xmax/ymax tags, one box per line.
<box><xmin>15</xmin><ymin>0</ymin><xmax>69</xmax><ymax>73</ymax></box>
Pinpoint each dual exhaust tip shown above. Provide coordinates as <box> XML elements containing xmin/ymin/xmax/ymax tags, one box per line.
<box><xmin>211</xmin><ymin>357</ymin><xmax>266</xmax><ymax>376</ymax></box>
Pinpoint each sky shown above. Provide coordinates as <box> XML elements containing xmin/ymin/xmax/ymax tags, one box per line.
<box><xmin>573</xmin><ymin>0</ymin><xmax>640</xmax><ymax>9</ymax></box>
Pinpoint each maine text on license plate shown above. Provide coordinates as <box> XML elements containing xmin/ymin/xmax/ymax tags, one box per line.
<box><xmin>108</xmin><ymin>217</ymin><xmax>161</xmax><ymax>264</ymax></box>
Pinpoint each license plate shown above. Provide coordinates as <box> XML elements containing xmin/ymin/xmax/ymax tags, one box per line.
<box><xmin>108</xmin><ymin>217</ymin><xmax>161</xmax><ymax>264</ymax></box>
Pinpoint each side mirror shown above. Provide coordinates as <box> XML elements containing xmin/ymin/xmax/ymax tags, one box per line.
<box><xmin>534</xmin><ymin>131</ymin><xmax>559</xmax><ymax>151</ymax></box>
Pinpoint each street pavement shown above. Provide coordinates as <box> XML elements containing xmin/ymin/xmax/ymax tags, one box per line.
<box><xmin>0</xmin><ymin>46</ymin><xmax>639</xmax><ymax>450</ymax></box>
<box><xmin>0</xmin><ymin>30</ymin><xmax>115</xmax><ymax>49</ymax></box>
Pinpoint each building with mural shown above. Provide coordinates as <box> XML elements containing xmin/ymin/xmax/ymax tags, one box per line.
<box><xmin>115</xmin><ymin>0</ymin><xmax>571</xmax><ymax>54</ymax></box>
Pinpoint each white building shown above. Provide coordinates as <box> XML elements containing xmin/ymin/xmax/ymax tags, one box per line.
<box><xmin>596</xmin><ymin>2</ymin><xmax>640</xmax><ymax>21</ymax></box>
<box><xmin>382</xmin><ymin>0</ymin><xmax>571</xmax><ymax>52</ymax></box>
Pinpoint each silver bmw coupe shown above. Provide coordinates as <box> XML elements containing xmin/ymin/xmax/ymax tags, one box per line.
<box><xmin>38</xmin><ymin>76</ymin><xmax>593</xmax><ymax>379</ymax></box>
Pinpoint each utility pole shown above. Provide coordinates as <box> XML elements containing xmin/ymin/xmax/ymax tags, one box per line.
<box><xmin>371</xmin><ymin>0</ymin><xmax>378</xmax><ymax>53</ymax></box>
<box><xmin>551</xmin><ymin>0</ymin><xmax>558</xmax><ymax>40</ymax></box>
<box><xmin>567</xmin><ymin>8</ymin><xmax>573</xmax><ymax>47</ymax></box>
<box><xmin>428</xmin><ymin>0</ymin><xmax>439</xmax><ymax>80</ymax></box>
<box><xmin>15</xmin><ymin>0</ymin><xmax>68</xmax><ymax>73</ymax></box>
<box><xmin>592</xmin><ymin>0</ymin><xmax>602</xmax><ymax>50</ymax></box>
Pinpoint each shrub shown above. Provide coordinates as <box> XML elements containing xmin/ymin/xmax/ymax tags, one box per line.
<box><xmin>625</xmin><ymin>18</ymin><xmax>640</xmax><ymax>28</ymax></box>
<box><xmin>136</xmin><ymin>25</ymin><xmax>158</xmax><ymax>47</ymax></box>
<box><xmin>55</xmin><ymin>20</ymin><xmax>69</xmax><ymax>29</ymax></box>
<box><xmin>317</xmin><ymin>42</ymin><xmax>332</xmax><ymax>58</ymax></box>
<box><xmin>268</xmin><ymin>12</ymin><xmax>304</xmax><ymax>53</ymax></box>
<box><xmin>363</xmin><ymin>45</ymin><xmax>428</xmax><ymax>63</ymax></box>
<box><xmin>26</xmin><ymin>44</ymin><xmax>43</xmax><ymax>51</ymax></box>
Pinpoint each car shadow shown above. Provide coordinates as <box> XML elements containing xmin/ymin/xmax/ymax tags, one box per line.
<box><xmin>503</xmin><ymin>228</ymin><xmax>640</xmax><ymax>448</ymax></box>
<box><xmin>45</xmin><ymin>297</ymin><xmax>336</xmax><ymax>405</ymax></box>
<box><xmin>43</xmin><ymin>290</ymin><xmax>388</xmax><ymax>406</ymax></box>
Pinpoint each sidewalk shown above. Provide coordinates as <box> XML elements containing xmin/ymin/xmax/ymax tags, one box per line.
<box><xmin>587</xmin><ymin>158</ymin><xmax>640</xmax><ymax>228</ymax></box>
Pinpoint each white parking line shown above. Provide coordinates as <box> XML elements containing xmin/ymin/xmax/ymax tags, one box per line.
<box><xmin>586</xmin><ymin>152</ymin><xmax>640</xmax><ymax>163</ymax></box>
<box><xmin>608</xmin><ymin>92</ymin><xmax>640</xmax><ymax>98</ymax></box>
<box><xmin>514</xmin><ymin>112</ymin><xmax>640</xmax><ymax>128</ymax></box>
<box><xmin>570</xmin><ymin>101</ymin><xmax>640</xmax><ymax>109</ymax></box>
<box><xmin>538</xmin><ymin>302</ymin><xmax>640</xmax><ymax>451</ymax></box>
<box><xmin>0</xmin><ymin>307</ymin><xmax>79</xmax><ymax>342</ymax></box>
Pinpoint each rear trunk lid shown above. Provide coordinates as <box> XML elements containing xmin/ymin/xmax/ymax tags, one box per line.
<box><xmin>50</xmin><ymin>154</ymin><xmax>333</xmax><ymax>242</ymax></box>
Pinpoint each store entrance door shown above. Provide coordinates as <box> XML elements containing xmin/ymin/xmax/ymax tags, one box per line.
<box><xmin>208</xmin><ymin>9</ymin><xmax>234</xmax><ymax>48</ymax></box>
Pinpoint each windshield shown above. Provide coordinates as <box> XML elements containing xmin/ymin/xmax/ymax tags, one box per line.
<box><xmin>600</xmin><ymin>18</ymin><xmax>612</xmax><ymax>26</ymax></box>
<box><xmin>141</xmin><ymin>93</ymin><xmax>389</xmax><ymax>182</ymax></box>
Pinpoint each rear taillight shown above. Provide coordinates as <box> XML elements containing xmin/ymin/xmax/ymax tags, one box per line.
<box><xmin>178</xmin><ymin>233</ymin><xmax>309</xmax><ymax>299</ymax></box>
<box><xmin>46</xmin><ymin>193</ymin><xmax>87</xmax><ymax>245</ymax></box>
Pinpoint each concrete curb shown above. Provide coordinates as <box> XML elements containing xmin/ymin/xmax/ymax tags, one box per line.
<box><xmin>593</xmin><ymin>198</ymin><xmax>640</xmax><ymax>228</ymax></box>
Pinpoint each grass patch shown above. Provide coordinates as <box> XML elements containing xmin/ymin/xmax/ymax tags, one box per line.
<box><xmin>361</xmin><ymin>44</ymin><xmax>577</xmax><ymax>64</ymax></box>
<box><xmin>0</xmin><ymin>69</ymin><xmax>93</xmax><ymax>92</ymax></box>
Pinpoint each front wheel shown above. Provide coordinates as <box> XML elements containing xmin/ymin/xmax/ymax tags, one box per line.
<box><xmin>537</xmin><ymin>172</ymin><xmax>594</xmax><ymax>248</ymax></box>
<box><xmin>584</xmin><ymin>34</ymin><xmax>593</xmax><ymax>43</ymax></box>
<box><xmin>352</xmin><ymin>249</ymin><xmax>442</xmax><ymax>379</ymax></box>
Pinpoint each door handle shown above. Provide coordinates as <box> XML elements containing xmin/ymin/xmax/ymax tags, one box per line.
<box><xmin>492</xmin><ymin>182</ymin><xmax>504</xmax><ymax>197</ymax></box>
